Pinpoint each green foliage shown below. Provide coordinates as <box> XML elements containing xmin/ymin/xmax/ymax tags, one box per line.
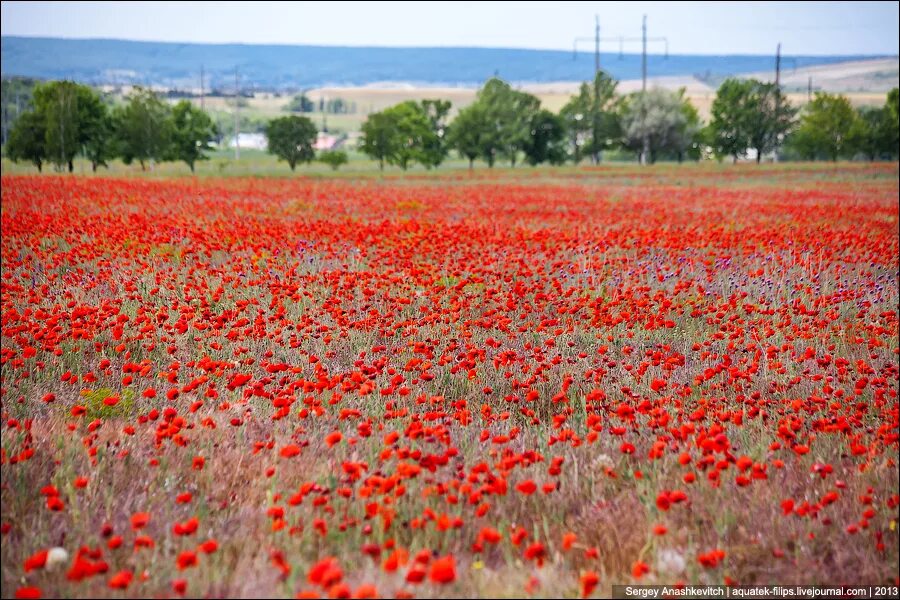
<box><xmin>418</xmin><ymin>99</ymin><xmax>451</xmax><ymax>168</ymax></box>
<box><xmin>317</xmin><ymin>149</ymin><xmax>349</xmax><ymax>170</ymax></box>
<box><xmin>79</xmin><ymin>89</ymin><xmax>114</xmax><ymax>172</ymax></box>
<box><xmin>359</xmin><ymin>100</ymin><xmax>448</xmax><ymax>170</ymax></box>
<box><xmin>32</xmin><ymin>81</ymin><xmax>112</xmax><ymax>172</ymax></box>
<box><xmin>523</xmin><ymin>109</ymin><xmax>568</xmax><ymax>166</ymax></box>
<box><xmin>478</xmin><ymin>78</ymin><xmax>541</xmax><ymax>167</ymax></box>
<box><xmin>848</xmin><ymin>88</ymin><xmax>899</xmax><ymax>160</ymax></box>
<box><xmin>708</xmin><ymin>78</ymin><xmax>755</xmax><ymax>161</ymax></box>
<box><xmin>265</xmin><ymin>115</ymin><xmax>317</xmax><ymax>170</ymax></box>
<box><xmin>113</xmin><ymin>87</ymin><xmax>173</xmax><ymax>170</ymax></box>
<box><xmin>708</xmin><ymin>78</ymin><xmax>796</xmax><ymax>162</ymax></box>
<box><xmin>170</xmin><ymin>100</ymin><xmax>217</xmax><ymax>172</ymax></box>
<box><xmin>446</xmin><ymin>103</ymin><xmax>495</xmax><ymax>168</ymax></box>
<box><xmin>559</xmin><ymin>71</ymin><xmax>620</xmax><ymax>163</ymax></box>
<box><xmin>5</xmin><ymin>110</ymin><xmax>46</xmax><ymax>171</ymax></box>
<box><xmin>619</xmin><ymin>88</ymin><xmax>702</xmax><ymax>163</ymax></box>
<box><xmin>359</xmin><ymin>111</ymin><xmax>396</xmax><ymax>170</ymax></box>
<box><xmin>788</xmin><ymin>92</ymin><xmax>858</xmax><ymax>161</ymax></box>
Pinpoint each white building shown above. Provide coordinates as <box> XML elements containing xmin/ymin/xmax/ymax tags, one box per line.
<box><xmin>227</xmin><ymin>133</ymin><xmax>268</xmax><ymax>150</ymax></box>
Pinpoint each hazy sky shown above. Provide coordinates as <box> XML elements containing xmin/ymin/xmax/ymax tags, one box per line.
<box><xmin>2</xmin><ymin>1</ymin><xmax>898</xmax><ymax>56</ymax></box>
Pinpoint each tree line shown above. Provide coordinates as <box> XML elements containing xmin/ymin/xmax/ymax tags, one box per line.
<box><xmin>4</xmin><ymin>77</ymin><xmax>898</xmax><ymax>173</ymax></box>
<box><xmin>6</xmin><ymin>81</ymin><xmax>217</xmax><ymax>172</ymax></box>
<box><xmin>355</xmin><ymin>75</ymin><xmax>898</xmax><ymax>169</ymax></box>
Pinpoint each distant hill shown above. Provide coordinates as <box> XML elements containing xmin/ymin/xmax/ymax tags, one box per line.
<box><xmin>1</xmin><ymin>36</ymin><xmax>890</xmax><ymax>90</ymax></box>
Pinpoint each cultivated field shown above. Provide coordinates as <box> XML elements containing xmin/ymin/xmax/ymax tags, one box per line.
<box><xmin>1</xmin><ymin>163</ymin><xmax>898</xmax><ymax>599</ymax></box>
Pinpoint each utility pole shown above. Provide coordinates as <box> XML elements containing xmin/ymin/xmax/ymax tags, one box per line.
<box><xmin>594</xmin><ymin>15</ymin><xmax>600</xmax><ymax>75</ymax></box>
<box><xmin>641</xmin><ymin>14</ymin><xmax>649</xmax><ymax>166</ymax></box>
<box><xmin>775</xmin><ymin>42</ymin><xmax>781</xmax><ymax>88</ymax></box>
<box><xmin>234</xmin><ymin>68</ymin><xmax>240</xmax><ymax>161</ymax></box>
<box><xmin>808</xmin><ymin>76</ymin><xmax>812</xmax><ymax>101</ymax></box>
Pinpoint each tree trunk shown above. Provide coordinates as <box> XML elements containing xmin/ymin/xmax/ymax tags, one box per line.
<box><xmin>140</xmin><ymin>160</ymin><xmax>146</xmax><ymax>171</ymax></box>
<box><xmin>68</xmin><ymin>159</ymin><xmax>74</xmax><ymax>173</ymax></box>
<box><xmin>468</xmin><ymin>158</ymin><xmax>474</xmax><ymax>170</ymax></box>
<box><xmin>756</xmin><ymin>152</ymin><xmax>762</xmax><ymax>164</ymax></box>
<box><xmin>37</xmin><ymin>162</ymin><xmax>42</xmax><ymax>173</ymax></box>
<box><xmin>189</xmin><ymin>162</ymin><xmax>195</xmax><ymax>173</ymax></box>
<box><xmin>733</xmin><ymin>155</ymin><xmax>738</xmax><ymax>165</ymax></box>
<box><xmin>92</xmin><ymin>162</ymin><xmax>98</xmax><ymax>173</ymax></box>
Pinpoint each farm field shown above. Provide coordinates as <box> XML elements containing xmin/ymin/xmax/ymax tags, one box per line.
<box><xmin>1</xmin><ymin>164</ymin><xmax>898</xmax><ymax>598</ymax></box>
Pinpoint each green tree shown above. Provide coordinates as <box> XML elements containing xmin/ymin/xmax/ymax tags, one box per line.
<box><xmin>113</xmin><ymin>87</ymin><xmax>173</xmax><ymax>170</ymax></box>
<box><xmin>746</xmin><ymin>81</ymin><xmax>796</xmax><ymax>163</ymax></box>
<box><xmin>789</xmin><ymin>92</ymin><xmax>858</xmax><ymax>161</ymax></box>
<box><xmin>359</xmin><ymin>101</ymin><xmax>442</xmax><ymax>170</ymax></box>
<box><xmin>446</xmin><ymin>103</ymin><xmax>490</xmax><ymax>169</ymax></box>
<box><xmin>170</xmin><ymin>100</ymin><xmax>217</xmax><ymax>172</ymax></box>
<box><xmin>523</xmin><ymin>109</ymin><xmax>568</xmax><ymax>165</ymax></box>
<box><xmin>318</xmin><ymin>149</ymin><xmax>348</xmax><ymax>171</ymax></box>
<box><xmin>381</xmin><ymin>101</ymin><xmax>432</xmax><ymax>170</ymax></box>
<box><xmin>265</xmin><ymin>115</ymin><xmax>317</xmax><ymax>170</ymax></box>
<box><xmin>848</xmin><ymin>106</ymin><xmax>896</xmax><ymax>160</ymax></box>
<box><xmin>32</xmin><ymin>81</ymin><xmax>80</xmax><ymax>171</ymax></box>
<box><xmin>418</xmin><ymin>99</ymin><xmax>452</xmax><ymax>168</ymax></box>
<box><xmin>478</xmin><ymin>78</ymin><xmax>540</xmax><ymax>167</ymax></box>
<box><xmin>5</xmin><ymin>110</ymin><xmax>46</xmax><ymax>171</ymax></box>
<box><xmin>619</xmin><ymin>88</ymin><xmax>699</xmax><ymax>164</ymax></box>
<box><xmin>559</xmin><ymin>71</ymin><xmax>619</xmax><ymax>163</ymax></box>
<box><xmin>359</xmin><ymin>111</ymin><xmax>397</xmax><ymax>171</ymax></box>
<box><xmin>708</xmin><ymin>78</ymin><xmax>755</xmax><ymax>162</ymax></box>
<box><xmin>79</xmin><ymin>90</ymin><xmax>114</xmax><ymax>172</ymax></box>
<box><xmin>708</xmin><ymin>78</ymin><xmax>795</xmax><ymax>163</ymax></box>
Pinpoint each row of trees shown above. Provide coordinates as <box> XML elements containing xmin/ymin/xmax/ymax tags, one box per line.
<box><xmin>6</xmin><ymin>81</ymin><xmax>216</xmax><ymax>172</ymax></box>
<box><xmin>5</xmin><ymin>78</ymin><xmax>898</xmax><ymax>173</ymax></box>
<box><xmin>356</xmin><ymin>74</ymin><xmax>899</xmax><ymax>169</ymax></box>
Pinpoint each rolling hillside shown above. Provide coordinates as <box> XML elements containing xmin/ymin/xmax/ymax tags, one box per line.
<box><xmin>1</xmin><ymin>36</ymin><xmax>890</xmax><ymax>90</ymax></box>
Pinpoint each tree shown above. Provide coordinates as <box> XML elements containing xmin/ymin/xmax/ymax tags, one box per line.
<box><xmin>849</xmin><ymin>88</ymin><xmax>899</xmax><ymax>160</ymax></box>
<box><xmin>79</xmin><ymin>90</ymin><xmax>114</xmax><ymax>172</ymax></box>
<box><xmin>619</xmin><ymin>88</ymin><xmax>699</xmax><ymax>164</ymax></box>
<box><xmin>708</xmin><ymin>78</ymin><xmax>795</xmax><ymax>163</ymax></box>
<box><xmin>446</xmin><ymin>103</ymin><xmax>490</xmax><ymax>169</ymax></box>
<box><xmin>265</xmin><ymin>115</ymin><xmax>317</xmax><ymax>170</ymax></box>
<box><xmin>318</xmin><ymin>149</ymin><xmax>348</xmax><ymax>170</ymax></box>
<box><xmin>523</xmin><ymin>109</ymin><xmax>568</xmax><ymax>166</ymax></box>
<box><xmin>359</xmin><ymin>111</ymin><xmax>397</xmax><ymax>171</ymax></box>
<box><xmin>381</xmin><ymin>101</ymin><xmax>432</xmax><ymax>170</ymax></box>
<box><xmin>745</xmin><ymin>81</ymin><xmax>795</xmax><ymax>163</ymax></box>
<box><xmin>5</xmin><ymin>110</ymin><xmax>45</xmax><ymax>171</ymax></box>
<box><xmin>708</xmin><ymin>78</ymin><xmax>755</xmax><ymax>162</ymax></box>
<box><xmin>849</xmin><ymin>106</ymin><xmax>894</xmax><ymax>160</ymax></box>
<box><xmin>170</xmin><ymin>100</ymin><xmax>217</xmax><ymax>172</ymax></box>
<box><xmin>789</xmin><ymin>92</ymin><xmax>858</xmax><ymax>161</ymax></box>
<box><xmin>559</xmin><ymin>71</ymin><xmax>619</xmax><ymax>163</ymax></box>
<box><xmin>359</xmin><ymin>101</ymin><xmax>443</xmax><ymax>170</ymax></box>
<box><xmin>32</xmin><ymin>81</ymin><xmax>79</xmax><ymax>171</ymax></box>
<box><xmin>477</xmin><ymin>78</ymin><xmax>540</xmax><ymax>167</ymax></box>
<box><xmin>418</xmin><ymin>99</ymin><xmax>451</xmax><ymax>168</ymax></box>
<box><xmin>114</xmin><ymin>87</ymin><xmax>173</xmax><ymax>170</ymax></box>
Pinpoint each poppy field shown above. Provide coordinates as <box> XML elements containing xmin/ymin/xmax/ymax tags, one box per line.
<box><xmin>1</xmin><ymin>164</ymin><xmax>898</xmax><ymax>599</ymax></box>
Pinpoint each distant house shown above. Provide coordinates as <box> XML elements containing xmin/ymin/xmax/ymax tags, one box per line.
<box><xmin>227</xmin><ymin>133</ymin><xmax>268</xmax><ymax>150</ymax></box>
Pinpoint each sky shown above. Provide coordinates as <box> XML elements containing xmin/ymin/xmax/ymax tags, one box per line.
<box><xmin>1</xmin><ymin>1</ymin><xmax>898</xmax><ymax>56</ymax></box>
